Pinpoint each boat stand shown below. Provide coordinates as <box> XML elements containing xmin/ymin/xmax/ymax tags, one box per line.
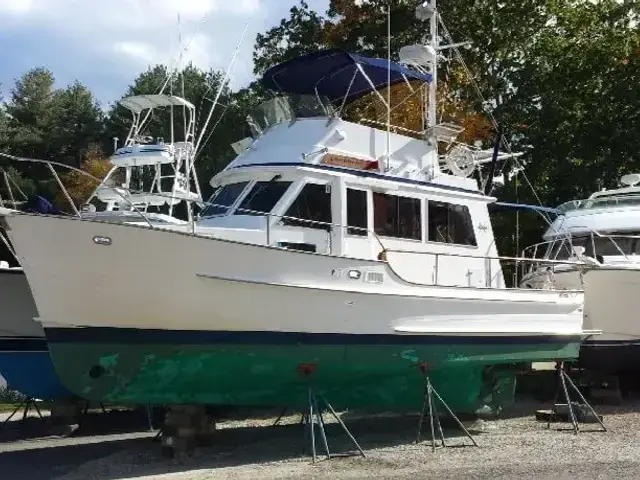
<box><xmin>297</xmin><ymin>363</ymin><xmax>365</xmax><ymax>462</ymax></box>
<box><xmin>415</xmin><ymin>363</ymin><xmax>479</xmax><ymax>451</ymax></box>
<box><xmin>546</xmin><ymin>361</ymin><xmax>607</xmax><ymax>434</ymax></box>
<box><xmin>0</xmin><ymin>397</ymin><xmax>43</xmax><ymax>431</ymax></box>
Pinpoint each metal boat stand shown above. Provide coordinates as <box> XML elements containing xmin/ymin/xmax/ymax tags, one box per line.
<box><xmin>82</xmin><ymin>401</ymin><xmax>107</xmax><ymax>416</ymax></box>
<box><xmin>0</xmin><ymin>397</ymin><xmax>43</xmax><ymax>431</ymax></box>
<box><xmin>297</xmin><ymin>363</ymin><xmax>366</xmax><ymax>462</ymax></box>
<box><xmin>415</xmin><ymin>363</ymin><xmax>479</xmax><ymax>451</ymax></box>
<box><xmin>546</xmin><ymin>361</ymin><xmax>607</xmax><ymax>434</ymax></box>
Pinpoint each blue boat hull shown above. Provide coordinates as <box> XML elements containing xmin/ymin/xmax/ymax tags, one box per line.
<box><xmin>0</xmin><ymin>338</ymin><xmax>72</xmax><ymax>400</ymax></box>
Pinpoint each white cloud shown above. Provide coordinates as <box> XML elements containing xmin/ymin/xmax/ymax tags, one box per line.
<box><xmin>0</xmin><ymin>0</ymin><xmax>34</xmax><ymax>15</ymax></box>
<box><xmin>0</xmin><ymin>0</ymin><xmax>328</xmax><ymax>104</ymax></box>
<box><xmin>113</xmin><ymin>42</ymin><xmax>156</xmax><ymax>64</ymax></box>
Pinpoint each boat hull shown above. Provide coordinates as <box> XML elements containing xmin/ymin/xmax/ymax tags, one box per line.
<box><xmin>522</xmin><ymin>266</ymin><xmax>640</xmax><ymax>373</ymax></box>
<box><xmin>44</xmin><ymin>327</ymin><xmax>578</xmax><ymax>412</ymax></box>
<box><xmin>0</xmin><ymin>345</ymin><xmax>70</xmax><ymax>400</ymax></box>
<box><xmin>2</xmin><ymin>213</ymin><xmax>584</xmax><ymax>411</ymax></box>
<box><xmin>0</xmin><ymin>269</ymin><xmax>71</xmax><ymax>399</ymax></box>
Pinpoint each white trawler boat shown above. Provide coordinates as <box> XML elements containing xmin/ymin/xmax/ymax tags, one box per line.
<box><xmin>1</xmin><ymin>1</ymin><xmax>585</xmax><ymax>414</ymax></box>
<box><xmin>521</xmin><ymin>173</ymin><xmax>640</xmax><ymax>375</ymax></box>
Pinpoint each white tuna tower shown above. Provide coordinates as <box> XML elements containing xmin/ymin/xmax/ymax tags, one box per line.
<box><xmin>87</xmin><ymin>94</ymin><xmax>202</xmax><ymax>220</ymax></box>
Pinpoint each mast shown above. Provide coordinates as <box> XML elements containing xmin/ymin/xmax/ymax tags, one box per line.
<box><xmin>385</xmin><ymin>3</ymin><xmax>391</xmax><ymax>172</ymax></box>
<box><xmin>427</xmin><ymin>0</ymin><xmax>438</xmax><ymax>129</ymax></box>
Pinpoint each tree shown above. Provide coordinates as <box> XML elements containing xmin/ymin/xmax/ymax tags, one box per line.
<box><xmin>49</xmin><ymin>81</ymin><xmax>104</xmax><ymax>167</ymax></box>
<box><xmin>253</xmin><ymin>1</ymin><xmax>326</xmax><ymax>75</ymax></box>
<box><xmin>5</xmin><ymin>68</ymin><xmax>56</xmax><ymax>160</ymax></box>
<box><xmin>55</xmin><ymin>144</ymin><xmax>112</xmax><ymax>210</ymax></box>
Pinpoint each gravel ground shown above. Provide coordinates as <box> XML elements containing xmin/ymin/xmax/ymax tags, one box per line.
<box><xmin>2</xmin><ymin>399</ymin><xmax>640</xmax><ymax>479</ymax></box>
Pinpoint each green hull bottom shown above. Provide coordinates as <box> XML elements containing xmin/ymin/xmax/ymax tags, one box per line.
<box><xmin>46</xmin><ymin>339</ymin><xmax>579</xmax><ymax>414</ymax></box>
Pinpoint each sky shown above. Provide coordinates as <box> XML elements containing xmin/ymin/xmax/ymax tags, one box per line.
<box><xmin>0</xmin><ymin>0</ymin><xmax>329</xmax><ymax>108</ymax></box>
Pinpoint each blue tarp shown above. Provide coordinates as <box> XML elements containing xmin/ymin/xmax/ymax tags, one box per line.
<box><xmin>25</xmin><ymin>195</ymin><xmax>61</xmax><ymax>215</ymax></box>
<box><xmin>261</xmin><ymin>48</ymin><xmax>432</xmax><ymax>104</ymax></box>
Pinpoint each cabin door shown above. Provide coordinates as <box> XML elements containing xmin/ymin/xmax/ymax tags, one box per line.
<box><xmin>341</xmin><ymin>186</ymin><xmax>376</xmax><ymax>259</ymax></box>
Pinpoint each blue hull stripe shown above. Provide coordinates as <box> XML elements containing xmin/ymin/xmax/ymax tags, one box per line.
<box><xmin>0</xmin><ymin>337</ymin><xmax>48</xmax><ymax>352</ymax></box>
<box><xmin>45</xmin><ymin>327</ymin><xmax>580</xmax><ymax>346</ymax></box>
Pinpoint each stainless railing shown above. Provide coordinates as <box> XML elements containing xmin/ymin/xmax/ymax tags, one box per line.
<box><xmin>0</xmin><ymin>152</ymin><xmax>586</xmax><ymax>291</ymax></box>
<box><xmin>522</xmin><ymin>228</ymin><xmax>640</xmax><ymax>270</ymax></box>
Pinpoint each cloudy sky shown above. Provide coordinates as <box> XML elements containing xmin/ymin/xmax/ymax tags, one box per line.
<box><xmin>0</xmin><ymin>0</ymin><xmax>329</xmax><ymax>108</ymax></box>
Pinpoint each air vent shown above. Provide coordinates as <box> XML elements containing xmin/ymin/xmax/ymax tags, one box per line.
<box><xmin>365</xmin><ymin>272</ymin><xmax>384</xmax><ymax>284</ymax></box>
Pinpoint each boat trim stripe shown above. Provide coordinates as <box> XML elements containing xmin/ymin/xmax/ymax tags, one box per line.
<box><xmin>44</xmin><ymin>327</ymin><xmax>581</xmax><ymax>346</ymax></box>
<box><xmin>0</xmin><ymin>337</ymin><xmax>48</xmax><ymax>353</ymax></box>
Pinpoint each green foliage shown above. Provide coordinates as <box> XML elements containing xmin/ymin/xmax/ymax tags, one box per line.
<box><xmin>253</xmin><ymin>1</ymin><xmax>326</xmax><ymax>75</ymax></box>
<box><xmin>0</xmin><ymin>166</ymin><xmax>37</xmax><ymax>201</ymax></box>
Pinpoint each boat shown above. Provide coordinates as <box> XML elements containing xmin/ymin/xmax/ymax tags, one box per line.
<box><xmin>520</xmin><ymin>173</ymin><xmax>640</xmax><ymax>375</ymax></box>
<box><xmin>0</xmin><ymin>3</ymin><xmax>585</xmax><ymax>414</ymax></box>
<box><xmin>0</xmin><ymin>233</ymin><xmax>70</xmax><ymax>401</ymax></box>
<box><xmin>0</xmin><ymin>92</ymin><xmax>199</xmax><ymax>402</ymax></box>
<box><xmin>80</xmin><ymin>93</ymin><xmax>200</xmax><ymax>226</ymax></box>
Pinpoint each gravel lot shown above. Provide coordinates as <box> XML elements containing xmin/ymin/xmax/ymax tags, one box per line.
<box><xmin>2</xmin><ymin>398</ymin><xmax>640</xmax><ymax>479</ymax></box>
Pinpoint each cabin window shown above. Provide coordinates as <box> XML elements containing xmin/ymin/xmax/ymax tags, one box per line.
<box><xmin>373</xmin><ymin>192</ymin><xmax>421</xmax><ymax>240</ymax></box>
<box><xmin>234</xmin><ymin>180</ymin><xmax>292</xmax><ymax>216</ymax></box>
<box><xmin>346</xmin><ymin>188</ymin><xmax>368</xmax><ymax>236</ymax></box>
<box><xmin>282</xmin><ymin>183</ymin><xmax>332</xmax><ymax>231</ymax></box>
<box><xmin>200</xmin><ymin>181</ymin><xmax>249</xmax><ymax>217</ymax></box>
<box><xmin>428</xmin><ymin>201</ymin><xmax>477</xmax><ymax>246</ymax></box>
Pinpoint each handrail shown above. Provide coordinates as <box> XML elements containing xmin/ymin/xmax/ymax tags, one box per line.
<box><xmin>383</xmin><ymin>247</ymin><xmax>587</xmax><ymax>289</ymax></box>
<box><xmin>0</xmin><ymin>152</ymin><xmax>156</xmax><ymax>228</ymax></box>
<box><xmin>0</xmin><ymin>152</ymin><xmax>583</xmax><ymax>292</ymax></box>
<box><xmin>522</xmin><ymin>228</ymin><xmax>640</xmax><ymax>263</ymax></box>
<box><xmin>385</xmin><ymin>247</ymin><xmax>589</xmax><ymax>266</ymax></box>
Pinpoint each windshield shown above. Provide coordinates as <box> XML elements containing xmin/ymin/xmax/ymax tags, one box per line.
<box><xmin>246</xmin><ymin>95</ymin><xmax>331</xmax><ymax>137</ymax></box>
<box><xmin>200</xmin><ymin>181</ymin><xmax>249</xmax><ymax>217</ymax></box>
<box><xmin>234</xmin><ymin>180</ymin><xmax>292</xmax><ymax>216</ymax></box>
<box><xmin>549</xmin><ymin>232</ymin><xmax>640</xmax><ymax>259</ymax></box>
<box><xmin>557</xmin><ymin>194</ymin><xmax>640</xmax><ymax>214</ymax></box>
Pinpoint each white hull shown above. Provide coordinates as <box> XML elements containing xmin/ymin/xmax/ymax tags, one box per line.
<box><xmin>3</xmin><ymin>213</ymin><xmax>584</xmax><ymax>339</ymax></box>
<box><xmin>522</xmin><ymin>266</ymin><xmax>640</xmax><ymax>344</ymax></box>
<box><xmin>0</xmin><ymin>267</ymin><xmax>43</xmax><ymax>341</ymax></box>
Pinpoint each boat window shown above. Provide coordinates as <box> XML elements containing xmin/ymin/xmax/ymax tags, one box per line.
<box><xmin>428</xmin><ymin>201</ymin><xmax>477</xmax><ymax>246</ymax></box>
<box><xmin>234</xmin><ymin>180</ymin><xmax>292</xmax><ymax>216</ymax></box>
<box><xmin>553</xmin><ymin>234</ymin><xmax>639</xmax><ymax>259</ymax></box>
<box><xmin>346</xmin><ymin>188</ymin><xmax>368</xmax><ymax>236</ymax></box>
<box><xmin>373</xmin><ymin>192</ymin><xmax>421</xmax><ymax>240</ymax></box>
<box><xmin>282</xmin><ymin>183</ymin><xmax>332</xmax><ymax>231</ymax></box>
<box><xmin>592</xmin><ymin>235</ymin><xmax>635</xmax><ymax>256</ymax></box>
<box><xmin>200</xmin><ymin>181</ymin><xmax>249</xmax><ymax>217</ymax></box>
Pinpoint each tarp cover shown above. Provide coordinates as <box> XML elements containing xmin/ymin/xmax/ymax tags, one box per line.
<box><xmin>24</xmin><ymin>195</ymin><xmax>61</xmax><ymax>215</ymax></box>
<box><xmin>261</xmin><ymin>49</ymin><xmax>432</xmax><ymax>104</ymax></box>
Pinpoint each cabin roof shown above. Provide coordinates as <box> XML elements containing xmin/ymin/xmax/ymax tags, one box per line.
<box><xmin>261</xmin><ymin>48</ymin><xmax>432</xmax><ymax>104</ymax></box>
